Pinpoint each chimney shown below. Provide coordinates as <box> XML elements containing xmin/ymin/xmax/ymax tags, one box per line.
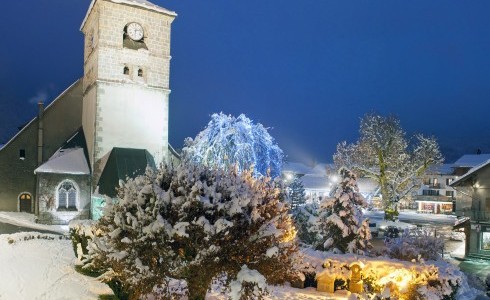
<box><xmin>37</xmin><ymin>101</ymin><xmax>44</xmax><ymax>166</ymax></box>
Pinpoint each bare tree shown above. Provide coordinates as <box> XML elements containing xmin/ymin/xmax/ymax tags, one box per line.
<box><xmin>334</xmin><ymin>114</ymin><xmax>443</xmax><ymax>218</ymax></box>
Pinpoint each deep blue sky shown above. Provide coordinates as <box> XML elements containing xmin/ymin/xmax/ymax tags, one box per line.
<box><xmin>1</xmin><ymin>1</ymin><xmax>489</xmax><ymax>163</ymax></box>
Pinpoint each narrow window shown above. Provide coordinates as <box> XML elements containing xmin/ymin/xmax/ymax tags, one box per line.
<box><xmin>19</xmin><ymin>149</ymin><xmax>26</xmax><ymax>160</ymax></box>
<box><xmin>57</xmin><ymin>180</ymin><xmax>78</xmax><ymax>211</ymax></box>
<box><xmin>123</xmin><ymin>66</ymin><xmax>130</xmax><ymax>75</ymax></box>
<box><xmin>138</xmin><ymin>69</ymin><xmax>143</xmax><ymax>77</ymax></box>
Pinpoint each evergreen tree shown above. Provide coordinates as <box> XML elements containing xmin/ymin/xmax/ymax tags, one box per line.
<box><xmin>313</xmin><ymin>168</ymin><xmax>371</xmax><ymax>254</ymax></box>
<box><xmin>293</xmin><ymin>202</ymin><xmax>320</xmax><ymax>246</ymax></box>
<box><xmin>288</xmin><ymin>177</ymin><xmax>306</xmax><ymax>211</ymax></box>
<box><xmin>182</xmin><ymin>113</ymin><xmax>284</xmax><ymax>178</ymax></box>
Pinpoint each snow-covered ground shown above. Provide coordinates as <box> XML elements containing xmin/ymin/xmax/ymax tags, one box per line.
<box><xmin>0</xmin><ymin>211</ymin><xmax>68</xmax><ymax>234</ymax></box>
<box><xmin>0</xmin><ymin>212</ymin><xmax>481</xmax><ymax>299</ymax></box>
<box><xmin>364</xmin><ymin>210</ymin><xmax>457</xmax><ymax>225</ymax></box>
<box><xmin>0</xmin><ymin>232</ymin><xmax>112</xmax><ymax>299</ymax></box>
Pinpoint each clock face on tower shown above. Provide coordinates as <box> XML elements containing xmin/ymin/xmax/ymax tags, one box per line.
<box><xmin>127</xmin><ymin>22</ymin><xmax>144</xmax><ymax>41</ymax></box>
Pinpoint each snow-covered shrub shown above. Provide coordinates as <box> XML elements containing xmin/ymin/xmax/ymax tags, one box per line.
<box><xmin>69</xmin><ymin>220</ymin><xmax>98</xmax><ymax>259</ymax></box>
<box><xmin>385</xmin><ymin>228</ymin><xmax>445</xmax><ymax>261</ymax></box>
<box><xmin>87</xmin><ymin>163</ymin><xmax>299</xmax><ymax>299</ymax></box>
<box><xmin>313</xmin><ymin>168</ymin><xmax>371</xmax><ymax>254</ymax></box>
<box><xmin>182</xmin><ymin>113</ymin><xmax>284</xmax><ymax>178</ymax></box>
<box><xmin>229</xmin><ymin>265</ymin><xmax>269</xmax><ymax>300</ymax></box>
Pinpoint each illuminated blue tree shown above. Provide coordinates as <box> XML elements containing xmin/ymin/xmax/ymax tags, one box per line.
<box><xmin>182</xmin><ymin>113</ymin><xmax>284</xmax><ymax>178</ymax></box>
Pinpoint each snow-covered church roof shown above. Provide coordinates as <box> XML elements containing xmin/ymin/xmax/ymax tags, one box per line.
<box><xmin>81</xmin><ymin>0</ymin><xmax>177</xmax><ymax>30</ymax></box>
<box><xmin>35</xmin><ymin>148</ymin><xmax>90</xmax><ymax>175</ymax></box>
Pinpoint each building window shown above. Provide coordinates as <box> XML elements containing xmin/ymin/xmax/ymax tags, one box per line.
<box><xmin>137</xmin><ymin>68</ymin><xmax>143</xmax><ymax>77</ymax></box>
<box><xmin>19</xmin><ymin>149</ymin><xmax>25</xmax><ymax>160</ymax></box>
<box><xmin>446</xmin><ymin>178</ymin><xmax>453</xmax><ymax>185</ymax></box>
<box><xmin>482</xmin><ymin>232</ymin><xmax>490</xmax><ymax>250</ymax></box>
<box><xmin>57</xmin><ymin>180</ymin><xmax>78</xmax><ymax>211</ymax></box>
<box><xmin>422</xmin><ymin>189</ymin><xmax>439</xmax><ymax>196</ymax></box>
<box><xmin>123</xmin><ymin>66</ymin><xmax>130</xmax><ymax>75</ymax></box>
<box><xmin>446</xmin><ymin>191</ymin><xmax>454</xmax><ymax>198</ymax></box>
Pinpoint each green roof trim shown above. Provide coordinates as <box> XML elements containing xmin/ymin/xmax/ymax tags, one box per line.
<box><xmin>98</xmin><ymin>147</ymin><xmax>156</xmax><ymax>197</ymax></box>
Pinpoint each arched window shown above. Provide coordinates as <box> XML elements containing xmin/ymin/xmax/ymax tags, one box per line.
<box><xmin>123</xmin><ymin>66</ymin><xmax>130</xmax><ymax>75</ymax></box>
<box><xmin>57</xmin><ymin>180</ymin><xmax>78</xmax><ymax>211</ymax></box>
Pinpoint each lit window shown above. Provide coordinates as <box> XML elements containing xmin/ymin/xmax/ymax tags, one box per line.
<box><xmin>57</xmin><ymin>180</ymin><xmax>78</xmax><ymax>211</ymax></box>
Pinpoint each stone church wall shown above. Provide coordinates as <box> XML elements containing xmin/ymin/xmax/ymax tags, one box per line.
<box><xmin>37</xmin><ymin>173</ymin><xmax>91</xmax><ymax>225</ymax></box>
<box><xmin>0</xmin><ymin>80</ymin><xmax>83</xmax><ymax>212</ymax></box>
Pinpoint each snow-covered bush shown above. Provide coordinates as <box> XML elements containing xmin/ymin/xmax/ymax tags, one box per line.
<box><xmin>313</xmin><ymin>168</ymin><xmax>371</xmax><ymax>254</ymax></box>
<box><xmin>69</xmin><ymin>220</ymin><xmax>98</xmax><ymax>259</ymax></box>
<box><xmin>385</xmin><ymin>228</ymin><xmax>445</xmax><ymax>262</ymax></box>
<box><xmin>229</xmin><ymin>265</ymin><xmax>269</xmax><ymax>300</ymax></box>
<box><xmin>182</xmin><ymin>113</ymin><xmax>284</xmax><ymax>178</ymax></box>
<box><xmin>86</xmin><ymin>163</ymin><xmax>299</xmax><ymax>299</ymax></box>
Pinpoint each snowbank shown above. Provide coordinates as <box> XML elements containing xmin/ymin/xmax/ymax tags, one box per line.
<box><xmin>0</xmin><ymin>232</ymin><xmax>112</xmax><ymax>299</ymax></box>
<box><xmin>0</xmin><ymin>211</ymin><xmax>68</xmax><ymax>234</ymax></box>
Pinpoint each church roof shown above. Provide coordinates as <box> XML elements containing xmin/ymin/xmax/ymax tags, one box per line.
<box><xmin>81</xmin><ymin>0</ymin><xmax>177</xmax><ymax>31</ymax></box>
<box><xmin>34</xmin><ymin>148</ymin><xmax>90</xmax><ymax>175</ymax></box>
<box><xmin>98</xmin><ymin>147</ymin><xmax>156</xmax><ymax>197</ymax></box>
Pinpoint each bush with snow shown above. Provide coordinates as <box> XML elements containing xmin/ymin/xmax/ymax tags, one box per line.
<box><xmin>182</xmin><ymin>113</ymin><xmax>284</xmax><ymax>178</ymax></box>
<box><xmin>85</xmin><ymin>163</ymin><xmax>299</xmax><ymax>299</ymax></box>
<box><xmin>229</xmin><ymin>265</ymin><xmax>269</xmax><ymax>300</ymax></box>
<box><xmin>385</xmin><ymin>228</ymin><xmax>445</xmax><ymax>262</ymax></box>
<box><xmin>313</xmin><ymin>168</ymin><xmax>371</xmax><ymax>254</ymax></box>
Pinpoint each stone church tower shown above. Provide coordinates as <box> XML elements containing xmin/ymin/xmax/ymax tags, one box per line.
<box><xmin>80</xmin><ymin>0</ymin><xmax>176</xmax><ymax>181</ymax></box>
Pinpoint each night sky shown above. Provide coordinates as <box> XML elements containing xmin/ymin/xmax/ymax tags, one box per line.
<box><xmin>1</xmin><ymin>0</ymin><xmax>489</xmax><ymax>164</ymax></box>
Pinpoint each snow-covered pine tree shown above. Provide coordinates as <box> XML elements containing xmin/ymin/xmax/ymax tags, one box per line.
<box><xmin>313</xmin><ymin>168</ymin><xmax>371</xmax><ymax>254</ymax></box>
<box><xmin>288</xmin><ymin>177</ymin><xmax>306</xmax><ymax>211</ymax></box>
<box><xmin>293</xmin><ymin>202</ymin><xmax>319</xmax><ymax>246</ymax></box>
<box><xmin>181</xmin><ymin>113</ymin><xmax>284</xmax><ymax>178</ymax></box>
<box><xmin>85</xmin><ymin>162</ymin><xmax>299</xmax><ymax>300</ymax></box>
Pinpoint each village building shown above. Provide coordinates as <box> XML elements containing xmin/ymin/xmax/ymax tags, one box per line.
<box><xmin>0</xmin><ymin>0</ymin><xmax>178</xmax><ymax>224</ymax></box>
<box><xmin>413</xmin><ymin>164</ymin><xmax>457</xmax><ymax>214</ymax></box>
<box><xmin>451</xmin><ymin>155</ymin><xmax>490</xmax><ymax>259</ymax></box>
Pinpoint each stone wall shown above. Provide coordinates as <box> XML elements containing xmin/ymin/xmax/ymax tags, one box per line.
<box><xmin>37</xmin><ymin>173</ymin><xmax>91</xmax><ymax>225</ymax></box>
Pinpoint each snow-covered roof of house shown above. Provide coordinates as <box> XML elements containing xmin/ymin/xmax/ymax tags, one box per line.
<box><xmin>453</xmin><ymin>154</ymin><xmax>490</xmax><ymax>168</ymax></box>
<box><xmin>35</xmin><ymin>148</ymin><xmax>90</xmax><ymax>175</ymax></box>
<box><xmin>426</xmin><ymin>163</ymin><xmax>454</xmax><ymax>175</ymax></box>
<box><xmin>81</xmin><ymin>0</ymin><xmax>177</xmax><ymax>31</ymax></box>
<box><xmin>282</xmin><ymin>162</ymin><xmax>329</xmax><ymax>176</ymax></box>
<box><xmin>300</xmin><ymin>175</ymin><xmax>330</xmax><ymax>191</ymax></box>
<box><xmin>450</xmin><ymin>159</ymin><xmax>490</xmax><ymax>187</ymax></box>
<box><xmin>0</xmin><ymin>80</ymin><xmax>82</xmax><ymax>153</ymax></box>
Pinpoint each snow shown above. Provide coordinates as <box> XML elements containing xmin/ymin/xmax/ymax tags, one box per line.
<box><xmin>453</xmin><ymin>154</ymin><xmax>490</xmax><ymax>168</ymax></box>
<box><xmin>0</xmin><ymin>232</ymin><xmax>112</xmax><ymax>299</ymax></box>
<box><xmin>0</xmin><ymin>211</ymin><xmax>68</xmax><ymax>234</ymax></box>
<box><xmin>451</xmin><ymin>159</ymin><xmax>490</xmax><ymax>186</ymax></box>
<box><xmin>81</xmin><ymin>0</ymin><xmax>177</xmax><ymax>30</ymax></box>
<box><xmin>34</xmin><ymin>148</ymin><xmax>90</xmax><ymax>175</ymax></box>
